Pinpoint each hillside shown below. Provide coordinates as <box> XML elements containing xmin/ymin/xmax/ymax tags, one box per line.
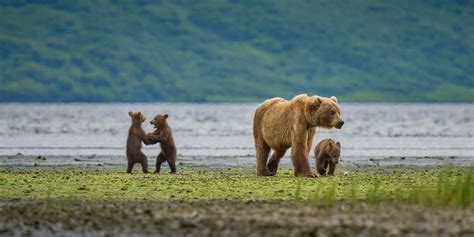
<box><xmin>0</xmin><ymin>0</ymin><xmax>473</xmax><ymax>102</ymax></box>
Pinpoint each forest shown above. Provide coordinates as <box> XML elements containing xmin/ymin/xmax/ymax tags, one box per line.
<box><xmin>0</xmin><ymin>0</ymin><xmax>472</xmax><ymax>102</ymax></box>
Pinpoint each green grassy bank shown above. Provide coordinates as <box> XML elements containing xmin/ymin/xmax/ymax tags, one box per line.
<box><xmin>1</xmin><ymin>167</ymin><xmax>472</xmax><ymax>207</ymax></box>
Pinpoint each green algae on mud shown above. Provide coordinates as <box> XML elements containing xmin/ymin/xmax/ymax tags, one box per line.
<box><xmin>1</xmin><ymin>167</ymin><xmax>474</xmax><ymax>236</ymax></box>
<box><xmin>0</xmin><ymin>167</ymin><xmax>473</xmax><ymax>207</ymax></box>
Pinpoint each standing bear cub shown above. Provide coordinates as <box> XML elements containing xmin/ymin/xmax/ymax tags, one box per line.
<box><xmin>314</xmin><ymin>139</ymin><xmax>341</xmax><ymax>176</ymax></box>
<box><xmin>126</xmin><ymin>111</ymin><xmax>154</xmax><ymax>173</ymax></box>
<box><xmin>145</xmin><ymin>114</ymin><xmax>177</xmax><ymax>174</ymax></box>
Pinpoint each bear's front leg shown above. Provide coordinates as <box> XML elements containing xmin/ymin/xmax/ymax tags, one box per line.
<box><xmin>306</xmin><ymin>127</ymin><xmax>316</xmax><ymax>156</ymax></box>
<box><xmin>291</xmin><ymin>132</ymin><xmax>317</xmax><ymax>177</ymax></box>
<box><xmin>328</xmin><ymin>162</ymin><xmax>336</xmax><ymax>176</ymax></box>
<box><xmin>317</xmin><ymin>158</ymin><xmax>327</xmax><ymax>176</ymax></box>
<box><xmin>143</xmin><ymin>133</ymin><xmax>164</xmax><ymax>145</ymax></box>
<box><xmin>142</xmin><ymin>133</ymin><xmax>157</xmax><ymax>145</ymax></box>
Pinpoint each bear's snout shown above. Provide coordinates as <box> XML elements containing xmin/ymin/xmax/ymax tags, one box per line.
<box><xmin>335</xmin><ymin>120</ymin><xmax>344</xmax><ymax>129</ymax></box>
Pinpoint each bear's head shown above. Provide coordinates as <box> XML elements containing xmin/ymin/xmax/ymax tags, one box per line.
<box><xmin>326</xmin><ymin>140</ymin><xmax>341</xmax><ymax>164</ymax></box>
<box><xmin>304</xmin><ymin>95</ymin><xmax>344</xmax><ymax>129</ymax></box>
<box><xmin>150</xmin><ymin>113</ymin><xmax>169</xmax><ymax>129</ymax></box>
<box><xmin>128</xmin><ymin>111</ymin><xmax>146</xmax><ymax>126</ymax></box>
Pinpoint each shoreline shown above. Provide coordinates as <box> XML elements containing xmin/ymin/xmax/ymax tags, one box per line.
<box><xmin>1</xmin><ymin>154</ymin><xmax>472</xmax><ymax>169</ymax></box>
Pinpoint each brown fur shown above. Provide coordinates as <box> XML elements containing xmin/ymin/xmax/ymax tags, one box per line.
<box><xmin>126</xmin><ymin>111</ymin><xmax>155</xmax><ymax>173</ymax></box>
<box><xmin>253</xmin><ymin>94</ymin><xmax>344</xmax><ymax>177</ymax></box>
<box><xmin>145</xmin><ymin>114</ymin><xmax>177</xmax><ymax>174</ymax></box>
<box><xmin>314</xmin><ymin>139</ymin><xmax>341</xmax><ymax>176</ymax></box>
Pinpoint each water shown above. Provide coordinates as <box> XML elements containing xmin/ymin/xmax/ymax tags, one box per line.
<box><xmin>0</xmin><ymin>103</ymin><xmax>473</xmax><ymax>168</ymax></box>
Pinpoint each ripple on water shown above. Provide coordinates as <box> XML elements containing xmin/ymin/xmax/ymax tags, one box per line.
<box><xmin>0</xmin><ymin>103</ymin><xmax>472</xmax><ymax>167</ymax></box>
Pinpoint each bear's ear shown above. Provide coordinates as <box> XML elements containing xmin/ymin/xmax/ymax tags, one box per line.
<box><xmin>336</xmin><ymin>141</ymin><xmax>341</xmax><ymax>148</ymax></box>
<box><xmin>315</xmin><ymin>96</ymin><xmax>322</xmax><ymax>105</ymax></box>
<box><xmin>308</xmin><ymin>97</ymin><xmax>321</xmax><ymax>112</ymax></box>
<box><xmin>164</xmin><ymin>114</ymin><xmax>169</xmax><ymax>119</ymax></box>
<box><xmin>128</xmin><ymin>111</ymin><xmax>133</xmax><ymax>117</ymax></box>
<box><xmin>330</xmin><ymin>96</ymin><xmax>338</xmax><ymax>103</ymax></box>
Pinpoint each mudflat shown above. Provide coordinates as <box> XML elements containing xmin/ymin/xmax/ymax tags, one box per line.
<box><xmin>0</xmin><ymin>167</ymin><xmax>473</xmax><ymax>236</ymax></box>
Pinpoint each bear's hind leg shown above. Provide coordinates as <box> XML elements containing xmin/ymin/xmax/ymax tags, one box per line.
<box><xmin>127</xmin><ymin>160</ymin><xmax>134</xmax><ymax>174</ymax></box>
<box><xmin>154</xmin><ymin>152</ymin><xmax>167</xmax><ymax>174</ymax></box>
<box><xmin>267</xmin><ymin>149</ymin><xmax>287</xmax><ymax>175</ymax></box>
<box><xmin>256</xmin><ymin>141</ymin><xmax>272</xmax><ymax>176</ymax></box>
<box><xmin>291</xmin><ymin>141</ymin><xmax>316</xmax><ymax>177</ymax></box>
<box><xmin>139</xmin><ymin>153</ymin><xmax>149</xmax><ymax>174</ymax></box>
<box><xmin>167</xmin><ymin>159</ymin><xmax>176</xmax><ymax>174</ymax></box>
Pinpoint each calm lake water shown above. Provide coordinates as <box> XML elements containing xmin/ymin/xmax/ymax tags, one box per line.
<box><xmin>0</xmin><ymin>103</ymin><xmax>473</xmax><ymax>168</ymax></box>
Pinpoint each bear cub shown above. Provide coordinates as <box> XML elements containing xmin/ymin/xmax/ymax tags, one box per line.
<box><xmin>126</xmin><ymin>111</ymin><xmax>153</xmax><ymax>173</ymax></box>
<box><xmin>314</xmin><ymin>139</ymin><xmax>341</xmax><ymax>176</ymax></box>
<box><xmin>145</xmin><ymin>113</ymin><xmax>177</xmax><ymax>174</ymax></box>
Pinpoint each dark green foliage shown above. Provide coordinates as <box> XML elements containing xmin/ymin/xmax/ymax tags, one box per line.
<box><xmin>0</xmin><ymin>0</ymin><xmax>473</xmax><ymax>102</ymax></box>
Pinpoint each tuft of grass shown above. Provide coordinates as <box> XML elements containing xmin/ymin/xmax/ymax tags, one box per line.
<box><xmin>305</xmin><ymin>171</ymin><xmax>474</xmax><ymax>208</ymax></box>
<box><xmin>322</xmin><ymin>185</ymin><xmax>337</xmax><ymax>206</ymax></box>
<box><xmin>294</xmin><ymin>181</ymin><xmax>302</xmax><ymax>201</ymax></box>
<box><xmin>461</xmin><ymin>174</ymin><xmax>472</xmax><ymax>208</ymax></box>
<box><xmin>0</xmin><ymin>167</ymin><xmax>473</xmax><ymax>208</ymax></box>
<box><xmin>309</xmin><ymin>181</ymin><xmax>321</xmax><ymax>207</ymax></box>
<box><xmin>406</xmin><ymin>173</ymin><xmax>474</xmax><ymax>208</ymax></box>
<box><xmin>366</xmin><ymin>181</ymin><xmax>380</xmax><ymax>205</ymax></box>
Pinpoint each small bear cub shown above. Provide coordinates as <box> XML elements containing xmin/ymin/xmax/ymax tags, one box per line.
<box><xmin>145</xmin><ymin>113</ymin><xmax>177</xmax><ymax>174</ymax></box>
<box><xmin>126</xmin><ymin>111</ymin><xmax>151</xmax><ymax>173</ymax></box>
<box><xmin>314</xmin><ymin>138</ymin><xmax>341</xmax><ymax>176</ymax></box>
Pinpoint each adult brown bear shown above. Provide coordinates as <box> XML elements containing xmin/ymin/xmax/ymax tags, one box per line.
<box><xmin>253</xmin><ymin>94</ymin><xmax>344</xmax><ymax>177</ymax></box>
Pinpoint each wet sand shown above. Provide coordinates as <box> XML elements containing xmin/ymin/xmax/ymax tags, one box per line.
<box><xmin>1</xmin><ymin>154</ymin><xmax>472</xmax><ymax>169</ymax></box>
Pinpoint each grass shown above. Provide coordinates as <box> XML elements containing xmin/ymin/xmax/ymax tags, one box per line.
<box><xmin>0</xmin><ymin>167</ymin><xmax>473</xmax><ymax>208</ymax></box>
<box><xmin>308</xmin><ymin>172</ymin><xmax>474</xmax><ymax>208</ymax></box>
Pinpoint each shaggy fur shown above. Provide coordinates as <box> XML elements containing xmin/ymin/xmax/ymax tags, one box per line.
<box><xmin>253</xmin><ymin>94</ymin><xmax>344</xmax><ymax>177</ymax></box>
<box><xmin>314</xmin><ymin>139</ymin><xmax>341</xmax><ymax>176</ymax></box>
<box><xmin>145</xmin><ymin>114</ymin><xmax>177</xmax><ymax>174</ymax></box>
<box><xmin>126</xmin><ymin>111</ymin><xmax>157</xmax><ymax>173</ymax></box>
